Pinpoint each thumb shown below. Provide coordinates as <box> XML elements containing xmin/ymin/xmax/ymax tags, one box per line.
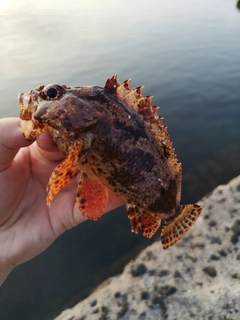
<box><xmin>0</xmin><ymin>117</ymin><xmax>33</xmax><ymax>171</ymax></box>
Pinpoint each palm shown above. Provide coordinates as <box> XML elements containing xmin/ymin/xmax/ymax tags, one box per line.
<box><xmin>0</xmin><ymin>118</ymin><xmax>124</xmax><ymax>276</ymax></box>
<box><xmin>0</xmin><ymin>136</ymin><xmax>80</xmax><ymax>266</ymax></box>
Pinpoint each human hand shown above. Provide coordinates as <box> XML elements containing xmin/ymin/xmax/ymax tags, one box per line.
<box><xmin>0</xmin><ymin>118</ymin><xmax>124</xmax><ymax>285</ymax></box>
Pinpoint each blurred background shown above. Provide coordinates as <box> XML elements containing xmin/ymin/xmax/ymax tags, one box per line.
<box><xmin>0</xmin><ymin>0</ymin><xmax>240</xmax><ymax>319</ymax></box>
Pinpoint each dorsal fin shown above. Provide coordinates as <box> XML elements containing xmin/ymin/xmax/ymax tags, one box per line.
<box><xmin>104</xmin><ymin>74</ymin><xmax>119</xmax><ymax>93</ymax></box>
<box><xmin>104</xmin><ymin>75</ymin><xmax>182</xmax><ymax>178</ymax></box>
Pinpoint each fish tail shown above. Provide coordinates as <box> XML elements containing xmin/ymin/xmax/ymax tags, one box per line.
<box><xmin>161</xmin><ymin>204</ymin><xmax>202</xmax><ymax>250</ymax></box>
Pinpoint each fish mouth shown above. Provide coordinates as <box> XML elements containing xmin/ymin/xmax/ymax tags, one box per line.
<box><xmin>18</xmin><ymin>91</ymin><xmax>46</xmax><ymax>140</ymax></box>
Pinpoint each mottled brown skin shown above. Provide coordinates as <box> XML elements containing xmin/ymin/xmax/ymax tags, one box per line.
<box><xmin>19</xmin><ymin>75</ymin><xmax>202</xmax><ymax>249</ymax></box>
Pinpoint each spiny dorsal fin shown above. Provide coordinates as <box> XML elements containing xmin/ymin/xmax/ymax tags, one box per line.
<box><xmin>104</xmin><ymin>74</ymin><xmax>119</xmax><ymax>92</ymax></box>
<box><xmin>104</xmin><ymin>74</ymin><xmax>181</xmax><ymax>177</ymax></box>
<box><xmin>104</xmin><ymin>75</ymin><xmax>162</xmax><ymax>122</ymax></box>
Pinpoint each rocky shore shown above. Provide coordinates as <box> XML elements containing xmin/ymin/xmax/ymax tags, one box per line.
<box><xmin>55</xmin><ymin>176</ymin><xmax>240</xmax><ymax>320</ymax></box>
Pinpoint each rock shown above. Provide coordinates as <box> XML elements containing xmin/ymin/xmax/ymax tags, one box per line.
<box><xmin>231</xmin><ymin>220</ymin><xmax>240</xmax><ymax>245</ymax></box>
<box><xmin>218</xmin><ymin>249</ymin><xmax>227</xmax><ymax>257</ymax></box>
<box><xmin>209</xmin><ymin>253</ymin><xmax>220</xmax><ymax>261</ymax></box>
<box><xmin>90</xmin><ymin>300</ymin><xmax>97</xmax><ymax>307</ymax></box>
<box><xmin>131</xmin><ymin>263</ymin><xmax>147</xmax><ymax>277</ymax></box>
<box><xmin>210</xmin><ymin>236</ymin><xmax>222</xmax><ymax>245</ymax></box>
<box><xmin>208</xmin><ymin>220</ymin><xmax>217</xmax><ymax>227</ymax></box>
<box><xmin>231</xmin><ymin>233</ymin><xmax>239</xmax><ymax>245</ymax></box>
<box><xmin>173</xmin><ymin>270</ymin><xmax>182</xmax><ymax>278</ymax></box>
<box><xmin>140</xmin><ymin>291</ymin><xmax>149</xmax><ymax>300</ymax></box>
<box><xmin>150</xmin><ymin>292</ymin><xmax>167</xmax><ymax>314</ymax></box>
<box><xmin>158</xmin><ymin>269</ymin><xmax>169</xmax><ymax>277</ymax></box>
<box><xmin>231</xmin><ymin>220</ymin><xmax>240</xmax><ymax>235</ymax></box>
<box><xmin>202</xmin><ymin>266</ymin><xmax>217</xmax><ymax>277</ymax></box>
<box><xmin>156</xmin><ymin>285</ymin><xmax>177</xmax><ymax>296</ymax></box>
<box><xmin>54</xmin><ymin>176</ymin><xmax>240</xmax><ymax>320</ymax></box>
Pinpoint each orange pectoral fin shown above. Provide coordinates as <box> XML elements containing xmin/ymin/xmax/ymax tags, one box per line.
<box><xmin>161</xmin><ymin>204</ymin><xmax>202</xmax><ymax>250</ymax></box>
<box><xmin>127</xmin><ymin>204</ymin><xmax>162</xmax><ymax>238</ymax></box>
<box><xmin>46</xmin><ymin>141</ymin><xmax>82</xmax><ymax>207</ymax></box>
<box><xmin>76</xmin><ymin>173</ymin><xmax>108</xmax><ymax>221</ymax></box>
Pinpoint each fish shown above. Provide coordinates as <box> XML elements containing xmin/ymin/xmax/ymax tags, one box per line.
<box><xmin>19</xmin><ymin>75</ymin><xmax>202</xmax><ymax>249</ymax></box>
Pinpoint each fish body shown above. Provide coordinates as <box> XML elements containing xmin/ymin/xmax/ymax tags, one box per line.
<box><xmin>19</xmin><ymin>75</ymin><xmax>202</xmax><ymax>249</ymax></box>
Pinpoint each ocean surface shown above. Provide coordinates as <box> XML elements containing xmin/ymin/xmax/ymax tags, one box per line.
<box><xmin>0</xmin><ymin>0</ymin><xmax>240</xmax><ymax>319</ymax></box>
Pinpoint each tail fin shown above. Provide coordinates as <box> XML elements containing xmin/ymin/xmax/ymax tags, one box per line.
<box><xmin>161</xmin><ymin>204</ymin><xmax>202</xmax><ymax>250</ymax></box>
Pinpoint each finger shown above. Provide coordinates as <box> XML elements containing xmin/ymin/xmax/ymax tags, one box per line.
<box><xmin>36</xmin><ymin>130</ymin><xmax>60</xmax><ymax>153</ymax></box>
<box><xmin>36</xmin><ymin>131</ymin><xmax>64</xmax><ymax>162</ymax></box>
<box><xmin>0</xmin><ymin>117</ymin><xmax>33</xmax><ymax>171</ymax></box>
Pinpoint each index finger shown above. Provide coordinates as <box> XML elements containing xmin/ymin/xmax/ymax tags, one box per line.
<box><xmin>0</xmin><ymin>117</ymin><xmax>32</xmax><ymax>171</ymax></box>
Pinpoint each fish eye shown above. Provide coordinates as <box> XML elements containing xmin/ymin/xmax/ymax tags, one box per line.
<box><xmin>46</xmin><ymin>87</ymin><xmax>58</xmax><ymax>99</ymax></box>
<box><xmin>43</xmin><ymin>84</ymin><xmax>65</xmax><ymax>100</ymax></box>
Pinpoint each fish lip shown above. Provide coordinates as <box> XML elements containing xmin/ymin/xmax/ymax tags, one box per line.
<box><xmin>18</xmin><ymin>89</ymin><xmax>46</xmax><ymax>139</ymax></box>
<box><xmin>19</xmin><ymin>93</ymin><xmax>33</xmax><ymax>120</ymax></box>
<box><xmin>18</xmin><ymin>90</ymin><xmax>41</xmax><ymax>120</ymax></box>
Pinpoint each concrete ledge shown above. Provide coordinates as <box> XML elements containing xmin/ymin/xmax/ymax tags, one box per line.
<box><xmin>55</xmin><ymin>176</ymin><xmax>240</xmax><ymax>320</ymax></box>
